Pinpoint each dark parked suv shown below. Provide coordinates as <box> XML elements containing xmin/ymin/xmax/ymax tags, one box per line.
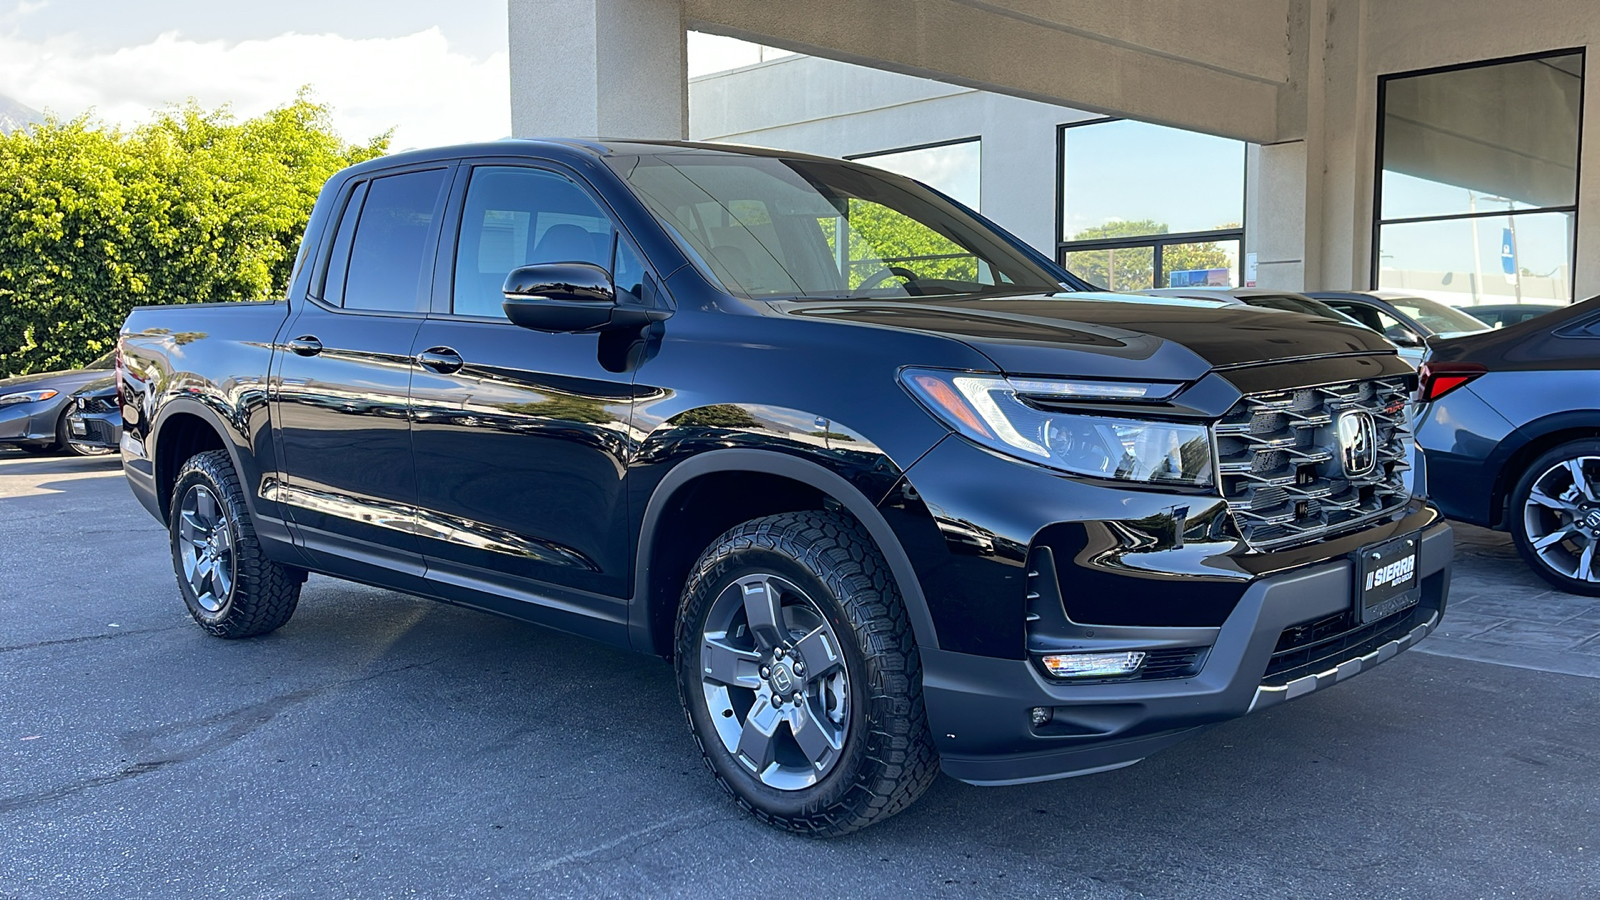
<box><xmin>118</xmin><ymin>140</ymin><xmax>1452</xmax><ymax>834</ymax></box>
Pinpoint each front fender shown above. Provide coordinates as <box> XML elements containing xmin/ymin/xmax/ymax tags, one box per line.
<box><xmin>630</xmin><ymin>445</ymin><xmax>942</xmax><ymax>657</ymax></box>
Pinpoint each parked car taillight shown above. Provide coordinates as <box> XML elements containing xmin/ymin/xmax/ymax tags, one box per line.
<box><xmin>1417</xmin><ymin>361</ymin><xmax>1487</xmax><ymax>402</ymax></box>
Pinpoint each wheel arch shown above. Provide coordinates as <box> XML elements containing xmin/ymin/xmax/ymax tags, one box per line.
<box><xmin>149</xmin><ymin>398</ymin><xmax>241</xmax><ymax>524</ymax></box>
<box><xmin>631</xmin><ymin>449</ymin><xmax>938</xmax><ymax>659</ymax></box>
<box><xmin>1490</xmin><ymin>413</ymin><xmax>1600</xmax><ymax>528</ymax></box>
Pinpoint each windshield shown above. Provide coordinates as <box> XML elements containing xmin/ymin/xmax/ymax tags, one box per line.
<box><xmin>1386</xmin><ymin>296</ymin><xmax>1490</xmax><ymax>334</ymax></box>
<box><xmin>609</xmin><ymin>153</ymin><xmax>1067</xmax><ymax>301</ymax></box>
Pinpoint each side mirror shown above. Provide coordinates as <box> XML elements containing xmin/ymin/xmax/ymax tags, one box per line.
<box><xmin>501</xmin><ymin>263</ymin><xmax>665</xmax><ymax>333</ymax></box>
<box><xmin>1385</xmin><ymin>328</ymin><xmax>1425</xmax><ymax>348</ymax></box>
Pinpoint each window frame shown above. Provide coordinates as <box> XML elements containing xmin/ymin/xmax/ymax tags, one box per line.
<box><xmin>1054</xmin><ymin>117</ymin><xmax>1248</xmax><ymax>291</ymax></box>
<box><xmin>432</xmin><ymin>158</ymin><xmax>659</xmax><ymax>323</ymax></box>
<box><xmin>303</xmin><ymin>161</ymin><xmax>457</xmax><ymax>319</ymax></box>
<box><xmin>1370</xmin><ymin>48</ymin><xmax>1586</xmax><ymax>298</ymax></box>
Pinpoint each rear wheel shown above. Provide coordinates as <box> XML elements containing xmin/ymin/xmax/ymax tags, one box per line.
<box><xmin>674</xmin><ymin>511</ymin><xmax>938</xmax><ymax>836</ymax></box>
<box><xmin>1510</xmin><ymin>439</ymin><xmax>1600</xmax><ymax>596</ymax></box>
<box><xmin>170</xmin><ymin>450</ymin><xmax>303</xmax><ymax>637</ymax></box>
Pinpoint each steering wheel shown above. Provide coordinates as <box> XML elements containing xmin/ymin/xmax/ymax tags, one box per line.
<box><xmin>858</xmin><ymin>265</ymin><xmax>919</xmax><ymax>292</ymax></box>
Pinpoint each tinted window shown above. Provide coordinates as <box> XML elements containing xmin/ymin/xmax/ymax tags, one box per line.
<box><xmin>319</xmin><ymin>181</ymin><xmax>367</xmax><ymax>305</ymax></box>
<box><xmin>342</xmin><ymin>169</ymin><xmax>448</xmax><ymax>312</ymax></box>
<box><xmin>614</xmin><ymin>236</ymin><xmax>646</xmax><ymax>303</ymax></box>
<box><xmin>453</xmin><ymin>167</ymin><xmax>617</xmax><ymax>318</ymax></box>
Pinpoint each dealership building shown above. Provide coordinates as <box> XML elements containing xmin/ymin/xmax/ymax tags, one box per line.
<box><xmin>508</xmin><ymin>0</ymin><xmax>1598</xmax><ymax>305</ymax></box>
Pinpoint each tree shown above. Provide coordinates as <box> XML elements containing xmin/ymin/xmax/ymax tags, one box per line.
<box><xmin>1065</xmin><ymin>220</ymin><xmax>1235</xmax><ymax>291</ymax></box>
<box><xmin>0</xmin><ymin>92</ymin><xmax>388</xmax><ymax>377</ymax></box>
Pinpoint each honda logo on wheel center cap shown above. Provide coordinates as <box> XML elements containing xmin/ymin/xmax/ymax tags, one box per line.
<box><xmin>1336</xmin><ymin>410</ymin><xmax>1378</xmax><ymax>477</ymax></box>
<box><xmin>769</xmin><ymin>663</ymin><xmax>795</xmax><ymax>694</ymax></box>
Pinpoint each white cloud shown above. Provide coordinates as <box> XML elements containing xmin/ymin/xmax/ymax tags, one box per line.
<box><xmin>0</xmin><ymin>26</ymin><xmax>509</xmax><ymax>149</ymax></box>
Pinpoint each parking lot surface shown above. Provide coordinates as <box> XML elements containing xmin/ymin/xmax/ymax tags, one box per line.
<box><xmin>3</xmin><ymin>448</ymin><xmax>1599</xmax><ymax>899</ymax></box>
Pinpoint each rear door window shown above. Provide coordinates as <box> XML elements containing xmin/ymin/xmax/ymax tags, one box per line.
<box><xmin>337</xmin><ymin>169</ymin><xmax>449</xmax><ymax>312</ymax></box>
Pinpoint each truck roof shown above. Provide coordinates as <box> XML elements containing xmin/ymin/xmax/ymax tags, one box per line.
<box><xmin>342</xmin><ymin>138</ymin><xmax>851</xmax><ymax>179</ymax></box>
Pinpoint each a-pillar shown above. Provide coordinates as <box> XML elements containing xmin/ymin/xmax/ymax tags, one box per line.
<box><xmin>509</xmin><ymin>0</ymin><xmax>688</xmax><ymax>140</ymax></box>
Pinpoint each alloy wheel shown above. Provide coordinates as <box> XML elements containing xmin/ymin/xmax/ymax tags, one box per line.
<box><xmin>697</xmin><ymin>573</ymin><xmax>850</xmax><ymax>790</ymax></box>
<box><xmin>1523</xmin><ymin>455</ymin><xmax>1600</xmax><ymax>585</ymax></box>
<box><xmin>177</xmin><ymin>484</ymin><xmax>236</xmax><ymax>612</ymax></box>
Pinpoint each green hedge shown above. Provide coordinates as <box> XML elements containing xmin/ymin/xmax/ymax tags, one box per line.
<box><xmin>0</xmin><ymin>94</ymin><xmax>387</xmax><ymax>378</ymax></box>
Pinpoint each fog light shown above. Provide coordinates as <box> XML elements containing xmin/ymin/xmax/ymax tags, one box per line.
<box><xmin>1040</xmin><ymin>651</ymin><xmax>1146</xmax><ymax>679</ymax></box>
<box><xmin>1029</xmin><ymin>706</ymin><xmax>1053</xmax><ymax>727</ymax></box>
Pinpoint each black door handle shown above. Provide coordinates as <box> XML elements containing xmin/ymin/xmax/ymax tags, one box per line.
<box><xmin>417</xmin><ymin>347</ymin><xmax>464</xmax><ymax>374</ymax></box>
<box><xmin>287</xmin><ymin>336</ymin><xmax>322</xmax><ymax>357</ymax></box>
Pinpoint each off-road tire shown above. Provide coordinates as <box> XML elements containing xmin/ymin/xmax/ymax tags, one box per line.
<box><xmin>170</xmin><ymin>449</ymin><xmax>303</xmax><ymax>637</ymax></box>
<box><xmin>674</xmin><ymin>511</ymin><xmax>939</xmax><ymax>836</ymax></box>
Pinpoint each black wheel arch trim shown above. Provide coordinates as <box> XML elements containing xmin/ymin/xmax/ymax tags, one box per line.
<box><xmin>630</xmin><ymin>448</ymin><xmax>941</xmax><ymax>656</ymax></box>
<box><xmin>1490</xmin><ymin>410</ymin><xmax>1600</xmax><ymax>526</ymax></box>
<box><xmin>148</xmin><ymin>397</ymin><xmax>297</xmax><ymax>554</ymax></box>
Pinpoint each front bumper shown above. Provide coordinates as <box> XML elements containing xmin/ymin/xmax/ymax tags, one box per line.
<box><xmin>0</xmin><ymin>401</ymin><xmax>61</xmax><ymax>444</ymax></box>
<box><xmin>922</xmin><ymin>518</ymin><xmax>1452</xmax><ymax>786</ymax></box>
<box><xmin>66</xmin><ymin>408</ymin><xmax>122</xmax><ymax>450</ymax></box>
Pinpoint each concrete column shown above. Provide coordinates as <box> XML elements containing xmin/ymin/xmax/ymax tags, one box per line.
<box><xmin>1250</xmin><ymin>141</ymin><xmax>1309</xmax><ymax>290</ymax></box>
<box><xmin>509</xmin><ymin>0</ymin><xmax>688</xmax><ymax>140</ymax></box>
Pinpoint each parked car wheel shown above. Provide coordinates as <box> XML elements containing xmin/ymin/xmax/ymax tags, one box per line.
<box><xmin>1510</xmin><ymin>440</ymin><xmax>1600</xmax><ymax>596</ymax></box>
<box><xmin>674</xmin><ymin>511</ymin><xmax>939</xmax><ymax>836</ymax></box>
<box><xmin>169</xmin><ymin>449</ymin><xmax>303</xmax><ymax>637</ymax></box>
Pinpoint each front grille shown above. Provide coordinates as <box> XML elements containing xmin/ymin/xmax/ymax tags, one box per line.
<box><xmin>1138</xmin><ymin>647</ymin><xmax>1207</xmax><ymax>680</ymax></box>
<box><xmin>1215</xmin><ymin>376</ymin><xmax>1412</xmax><ymax>550</ymax></box>
<box><xmin>83</xmin><ymin>396</ymin><xmax>116</xmax><ymax>414</ymax></box>
<box><xmin>1261</xmin><ymin>601</ymin><xmax>1433</xmax><ymax>687</ymax></box>
<box><xmin>72</xmin><ymin>418</ymin><xmax>116</xmax><ymax>445</ymax></box>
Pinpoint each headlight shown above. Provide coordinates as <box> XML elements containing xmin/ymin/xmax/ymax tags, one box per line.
<box><xmin>900</xmin><ymin>368</ymin><xmax>1213</xmax><ymax>487</ymax></box>
<box><xmin>0</xmin><ymin>389</ymin><xmax>58</xmax><ymax>407</ymax></box>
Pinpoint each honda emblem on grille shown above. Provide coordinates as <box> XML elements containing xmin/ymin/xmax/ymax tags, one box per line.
<box><xmin>1336</xmin><ymin>410</ymin><xmax>1378</xmax><ymax>477</ymax></box>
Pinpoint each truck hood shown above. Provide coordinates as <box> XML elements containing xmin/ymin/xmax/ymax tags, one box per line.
<box><xmin>781</xmin><ymin>292</ymin><xmax>1393</xmax><ymax>380</ymax></box>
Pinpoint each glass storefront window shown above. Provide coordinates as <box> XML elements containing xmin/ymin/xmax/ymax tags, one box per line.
<box><xmin>1164</xmin><ymin>239</ymin><xmax>1240</xmax><ymax>288</ymax></box>
<box><xmin>1375</xmin><ymin>50</ymin><xmax>1583</xmax><ymax>305</ymax></box>
<box><xmin>853</xmin><ymin>140</ymin><xmax>981</xmax><ymax>210</ymax></box>
<box><xmin>1380</xmin><ymin>54</ymin><xmax>1581</xmax><ymax>221</ymax></box>
<box><xmin>1057</xmin><ymin>119</ymin><xmax>1246</xmax><ymax>291</ymax></box>
<box><xmin>1376</xmin><ymin>211</ymin><xmax>1575</xmax><ymax>303</ymax></box>
<box><xmin>1065</xmin><ymin>247</ymin><xmax>1153</xmax><ymax>292</ymax></box>
<box><xmin>1060</xmin><ymin>119</ymin><xmax>1244</xmax><ymax>242</ymax></box>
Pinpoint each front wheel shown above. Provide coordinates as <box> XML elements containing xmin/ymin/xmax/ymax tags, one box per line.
<box><xmin>1510</xmin><ymin>439</ymin><xmax>1600</xmax><ymax>596</ymax></box>
<box><xmin>170</xmin><ymin>450</ymin><xmax>303</xmax><ymax>636</ymax></box>
<box><xmin>674</xmin><ymin>511</ymin><xmax>939</xmax><ymax>836</ymax></box>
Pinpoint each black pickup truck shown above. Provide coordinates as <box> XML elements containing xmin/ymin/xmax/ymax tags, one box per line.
<box><xmin>118</xmin><ymin>140</ymin><xmax>1452</xmax><ymax>835</ymax></box>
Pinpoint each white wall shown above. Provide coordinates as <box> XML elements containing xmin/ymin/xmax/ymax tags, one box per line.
<box><xmin>689</xmin><ymin>55</ymin><xmax>1096</xmax><ymax>255</ymax></box>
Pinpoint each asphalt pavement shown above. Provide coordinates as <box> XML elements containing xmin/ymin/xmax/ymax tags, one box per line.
<box><xmin>2</xmin><ymin>448</ymin><xmax>1598</xmax><ymax>899</ymax></box>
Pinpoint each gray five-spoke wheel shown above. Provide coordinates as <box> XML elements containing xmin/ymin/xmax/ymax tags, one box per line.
<box><xmin>698</xmin><ymin>573</ymin><xmax>850</xmax><ymax>791</ymax></box>
<box><xmin>177</xmin><ymin>484</ymin><xmax>235</xmax><ymax>612</ymax></box>
<box><xmin>1523</xmin><ymin>455</ymin><xmax>1600</xmax><ymax>585</ymax></box>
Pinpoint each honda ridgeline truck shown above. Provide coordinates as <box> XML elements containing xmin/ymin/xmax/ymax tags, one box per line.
<box><xmin>117</xmin><ymin>140</ymin><xmax>1452</xmax><ymax>835</ymax></box>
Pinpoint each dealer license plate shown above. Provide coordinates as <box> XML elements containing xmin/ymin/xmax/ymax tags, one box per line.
<box><xmin>1355</xmin><ymin>533</ymin><xmax>1421</xmax><ymax>623</ymax></box>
